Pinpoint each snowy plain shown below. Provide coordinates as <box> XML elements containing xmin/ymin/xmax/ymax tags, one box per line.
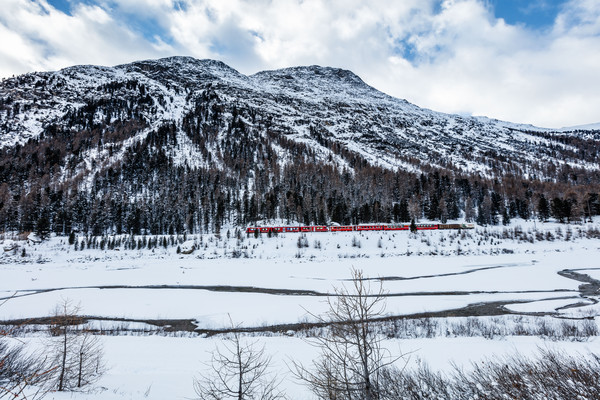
<box><xmin>2</xmin><ymin>219</ymin><xmax>600</xmax><ymax>399</ymax></box>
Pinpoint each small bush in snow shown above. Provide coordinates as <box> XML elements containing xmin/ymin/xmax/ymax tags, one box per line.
<box><xmin>296</xmin><ymin>234</ymin><xmax>309</xmax><ymax>249</ymax></box>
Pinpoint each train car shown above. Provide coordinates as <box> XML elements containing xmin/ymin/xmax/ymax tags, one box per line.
<box><xmin>383</xmin><ymin>224</ymin><xmax>409</xmax><ymax>231</ymax></box>
<box><xmin>313</xmin><ymin>226</ymin><xmax>329</xmax><ymax>232</ymax></box>
<box><xmin>438</xmin><ymin>223</ymin><xmax>475</xmax><ymax>230</ymax></box>
<box><xmin>284</xmin><ymin>226</ymin><xmax>300</xmax><ymax>232</ymax></box>
<box><xmin>356</xmin><ymin>224</ymin><xmax>384</xmax><ymax>231</ymax></box>
<box><xmin>246</xmin><ymin>227</ymin><xmax>259</xmax><ymax>234</ymax></box>
<box><xmin>259</xmin><ymin>227</ymin><xmax>271</xmax><ymax>233</ymax></box>
<box><xmin>330</xmin><ymin>225</ymin><xmax>354</xmax><ymax>232</ymax></box>
<box><xmin>438</xmin><ymin>224</ymin><xmax>461</xmax><ymax>230</ymax></box>
<box><xmin>300</xmin><ymin>226</ymin><xmax>314</xmax><ymax>232</ymax></box>
<box><xmin>416</xmin><ymin>224</ymin><xmax>438</xmax><ymax>230</ymax></box>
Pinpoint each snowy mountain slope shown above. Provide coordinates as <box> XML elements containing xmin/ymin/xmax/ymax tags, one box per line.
<box><xmin>1</xmin><ymin>56</ymin><xmax>598</xmax><ymax>181</ymax></box>
<box><xmin>560</xmin><ymin>122</ymin><xmax>600</xmax><ymax>132</ymax></box>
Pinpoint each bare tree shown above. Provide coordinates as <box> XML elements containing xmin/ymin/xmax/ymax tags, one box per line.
<box><xmin>194</xmin><ymin>320</ymin><xmax>285</xmax><ymax>400</ymax></box>
<box><xmin>72</xmin><ymin>330</ymin><xmax>104</xmax><ymax>389</ymax></box>
<box><xmin>294</xmin><ymin>268</ymin><xmax>401</xmax><ymax>400</ymax></box>
<box><xmin>0</xmin><ymin>339</ymin><xmax>52</xmax><ymax>400</ymax></box>
<box><xmin>47</xmin><ymin>299</ymin><xmax>104</xmax><ymax>392</ymax></box>
<box><xmin>0</xmin><ymin>294</ymin><xmax>54</xmax><ymax>399</ymax></box>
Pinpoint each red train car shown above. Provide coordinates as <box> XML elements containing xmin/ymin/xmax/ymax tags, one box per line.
<box><xmin>356</xmin><ymin>225</ymin><xmax>384</xmax><ymax>231</ymax></box>
<box><xmin>330</xmin><ymin>226</ymin><xmax>354</xmax><ymax>232</ymax></box>
<box><xmin>383</xmin><ymin>224</ymin><xmax>409</xmax><ymax>231</ymax></box>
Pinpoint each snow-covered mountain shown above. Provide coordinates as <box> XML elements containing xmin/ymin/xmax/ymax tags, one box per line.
<box><xmin>1</xmin><ymin>56</ymin><xmax>598</xmax><ymax>179</ymax></box>
<box><xmin>0</xmin><ymin>57</ymin><xmax>599</xmax><ymax>235</ymax></box>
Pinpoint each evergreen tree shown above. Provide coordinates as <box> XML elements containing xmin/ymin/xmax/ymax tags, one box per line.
<box><xmin>502</xmin><ymin>208</ymin><xmax>510</xmax><ymax>226</ymax></box>
<box><xmin>538</xmin><ymin>195</ymin><xmax>550</xmax><ymax>222</ymax></box>
<box><xmin>410</xmin><ymin>218</ymin><xmax>417</xmax><ymax>233</ymax></box>
<box><xmin>36</xmin><ymin>211</ymin><xmax>51</xmax><ymax>240</ymax></box>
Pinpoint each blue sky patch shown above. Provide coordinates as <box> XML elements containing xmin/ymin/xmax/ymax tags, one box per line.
<box><xmin>46</xmin><ymin>0</ymin><xmax>173</xmax><ymax>45</ymax></box>
<box><xmin>46</xmin><ymin>0</ymin><xmax>74</xmax><ymax>15</ymax></box>
<box><xmin>488</xmin><ymin>0</ymin><xmax>566</xmax><ymax>29</ymax></box>
<box><xmin>393</xmin><ymin>39</ymin><xmax>419</xmax><ymax>63</ymax></box>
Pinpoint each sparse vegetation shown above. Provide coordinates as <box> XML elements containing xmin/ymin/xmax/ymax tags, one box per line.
<box><xmin>194</xmin><ymin>320</ymin><xmax>285</xmax><ymax>400</ymax></box>
<box><xmin>294</xmin><ymin>268</ymin><xmax>401</xmax><ymax>400</ymax></box>
<box><xmin>296</xmin><ymin>234</ymin><xmax>309</xmax><ymax>249</ymax></box>
<box><xmin>46</xmin><ymin>300</ymin><xmax>105</xmax><ymax>392</ymax></box>
<box><xmin>381</xmin><ymin>348</ymin><xmax>600</xmax><ymax>400</ymax></box>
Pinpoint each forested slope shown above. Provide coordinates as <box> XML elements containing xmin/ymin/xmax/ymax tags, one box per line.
<box><xmin>0</xmin><ymin>57</ymin><xmax>599</xmax><ymax>235</ymax></box>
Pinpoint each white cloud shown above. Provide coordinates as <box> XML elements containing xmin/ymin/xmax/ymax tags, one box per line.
<box><xmin>1</xmin><ymin>0</ymin><xmax>599</xmax><ymax>128</ymax></box>
<box><xmin>0</xmin><ymin>0</ymin><xmax>174</xmax><ymax>77</ymax></box>
<box><xmin>364</xmin><ymin>0</ymin><xmax>600</xmax><ymax>128</ymax></box>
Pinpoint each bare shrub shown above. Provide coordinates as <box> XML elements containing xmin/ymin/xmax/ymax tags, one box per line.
<box><xmin>46</xmin><ymin>299</ymin><xmax>105</xmax><ymax>392</ymax></box>
<box><xmin>0</xmin><ymin>296</ymin><xmax>54</xmax><ymax>399</ymax></box>
<box><xmin>297</xmin><ymin>234</ymin><xmax>309</xmax><ymax>249</ymax></box>
<box><xmin>379</xmin><ymin>364</ymin><xmax>451</xmax><ymax>400</ymax></box>
<box><xmin>451</xmin><ymin>348</ymin><xmax>600</xmax><ymax>399</ymax></box>
<box><xmin>381</xmin><ymin>349</ymin><xmax>600</xmax><ymax>400</ymax></box>
<box><xmin>294</xmin><ymin>268</ymin><xmax>401</xmax><ymax>400</ymax></box>
<box><xmin>0</xmin><ymin>340</ymin><xmax>52</xmax><ymax>400</ymax></box>
<box><xmin>194</xmin><ymin>320</ymin><xmax>285</xmax><ymax>400</ymax></box>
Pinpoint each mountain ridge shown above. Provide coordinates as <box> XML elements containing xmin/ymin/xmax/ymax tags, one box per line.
<box><xmin>2</xmin><ymin>56</ymin><xmax>600</xmax><ymax>179</ymax></box>
<box><xmin>0</xmin><ymin>56</ymin><xmax>599</xmax><ymax>235</ymax></box>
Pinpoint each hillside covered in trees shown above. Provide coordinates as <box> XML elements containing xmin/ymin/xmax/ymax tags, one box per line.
<box><xmin>0</xmin><ymin>56</ymin><xmax>599</xmax><ymax>236</ymax></box>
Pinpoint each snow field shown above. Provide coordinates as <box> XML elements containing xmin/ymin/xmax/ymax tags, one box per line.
<box><xmin>18</xmin><ymin>334</ymin><xmax>600</xmax><ymax>400</ymax></box>
<box><xmin>1</xmin><ymin>219</ymin><xmax>600</xmax><ymax>326</ymax></box>
<box><xmin>2</xmin><ymin>219</ymin><xmax>600</xmax><ymax>398</ymax></box>
<box><xmin>0</xmin><ymin>287</ymin><xmax>577</xmax><ymax>327</ymax></box>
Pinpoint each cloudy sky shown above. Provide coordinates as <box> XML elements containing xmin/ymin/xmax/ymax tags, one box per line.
<box><xmin>1</xmin><ymin>0</ymin><xmax>599</xmax><ymax>128</ymax></box>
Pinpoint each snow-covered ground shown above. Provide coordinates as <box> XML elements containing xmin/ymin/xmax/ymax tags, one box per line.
<box><xmin>2</xmin><ymin>219</ymin><xmax>600</xmax><ymax>398</ymax></box>
<box><xmin>10</xmin><ymin>334</ymin><xmax>597</xmax><ymax>400</ymax></box>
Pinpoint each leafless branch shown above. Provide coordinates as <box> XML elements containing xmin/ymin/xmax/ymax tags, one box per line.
<box><xmin>293</xmin><ymin>267</ymin><xmax>405</xmax><ymax>400</ymax></box>
<box><xmin>194</xmin><ymin>317</ymin><xmax>286</xmax><ymax>400</ymax></box>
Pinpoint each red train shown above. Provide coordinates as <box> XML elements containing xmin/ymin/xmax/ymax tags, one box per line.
<box><xmin>246</xmin><ymin>223</ymin><xmax>474</xmax><ymax>234</ymax></box>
